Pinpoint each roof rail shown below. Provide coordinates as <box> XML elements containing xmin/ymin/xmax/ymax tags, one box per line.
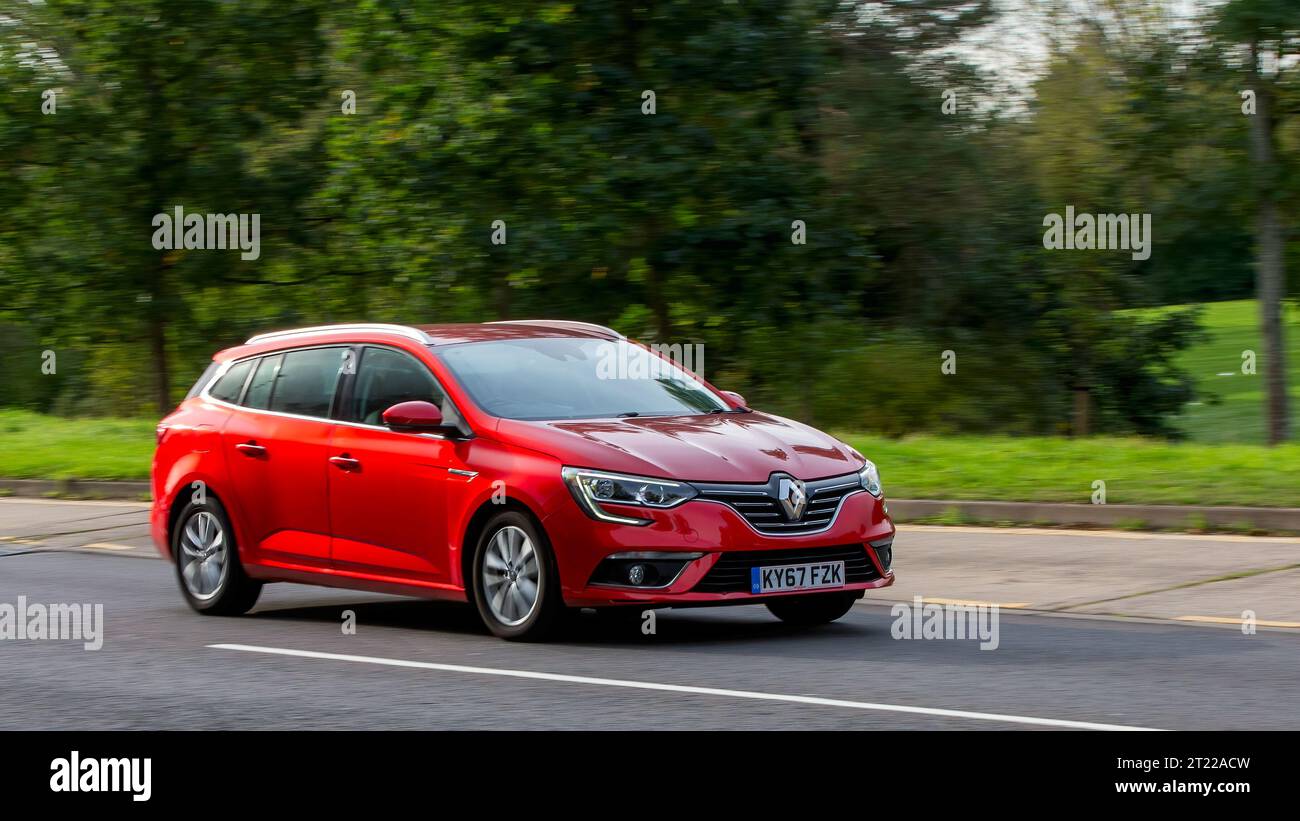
<box><xmin>485</xmin><ymin>319</ymin><xmax>622</xmax><ymax>339</ymax></box>
<box><xmin>245</xmin><ymin>323</ymin><xmax>432</xmax><ymax>345</ymax></box>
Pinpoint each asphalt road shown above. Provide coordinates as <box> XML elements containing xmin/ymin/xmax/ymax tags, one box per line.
<box><xmin>2</xmin><ymin>500</ymin><xmax>1298</xmax><ymax>730</ymax></box>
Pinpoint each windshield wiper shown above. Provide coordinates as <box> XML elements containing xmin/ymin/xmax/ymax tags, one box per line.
<box><xmin>615</xmin><ymin>411</ymin><xmax>641</xmax><ymax>418</ymax></box>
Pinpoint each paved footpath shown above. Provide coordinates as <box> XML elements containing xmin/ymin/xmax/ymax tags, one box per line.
<box><xmin>3</xmin><ymin>498</ymin><xmax>1297</xmax><ymax>628</ymax></box>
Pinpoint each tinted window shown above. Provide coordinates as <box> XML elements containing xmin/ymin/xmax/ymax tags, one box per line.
<box><xmin>435</xmin><ymin>338</ymin><xmax>728</xmax><ymax>421</ymax></box>
<box><xmin>242</xmin><ymin>354</ymin><xmax>282</xmax><ymax>410</ymax></box>
<box><xmin>349</xmin><ymin>347</ymin><xmax>447</xmax><ymax>426</ymax></box>
<box><xmin>186</xmin><ymin>361</ymin><xmax>221</xmax><ymax>401</ymax></box>
<box><xmin>208</xmin><ymin>360</ymin><xmax>253</xmax><ymax>403</ymax></box>
<box><xmin>268</xmin><ymin>348</ymin><xmax>346</xmax><ymax>418</ymax></box>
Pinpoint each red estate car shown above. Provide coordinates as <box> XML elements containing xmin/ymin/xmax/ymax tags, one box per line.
<box><xmin>152</xmin><ymin>321</ymin><xmax>895</xmax><ymax>639</ymax></box>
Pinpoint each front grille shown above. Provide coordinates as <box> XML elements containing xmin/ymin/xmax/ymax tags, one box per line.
<box><xmin>693</xmin><ymin>544</ymin><xmax>879</xmax><ymax>593</ymax></box>
<box><xmin>693</xmin><ymin>472</ymin><xmax>862</xmax><ymax>534</ymax></box>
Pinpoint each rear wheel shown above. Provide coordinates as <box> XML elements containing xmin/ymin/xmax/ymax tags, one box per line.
<box><xmin>172</xmin><ymin>496</ymin><xmax>262</xmax><ymax>616</ymax></box>
<box><xmin>765</xmin><ymin>591</ymin><xmax>859</xmax><ymax>626</ymax></box>
<box><xmin>471</xmin><ymin>511</ymin><xmax>563</xmax><ymax>641</ymax></box>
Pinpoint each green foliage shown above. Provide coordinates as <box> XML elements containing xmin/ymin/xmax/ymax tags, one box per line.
<box><xmin>0</xmin><ymin>0</ymin><xmax>1289</xmax><ymax>443</ymax></box>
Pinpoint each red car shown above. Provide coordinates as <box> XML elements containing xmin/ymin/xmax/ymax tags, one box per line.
<box><xmin>152</xmin><ymin>321</ymin><xmax>895</xmax><ymax>639</ymax></box>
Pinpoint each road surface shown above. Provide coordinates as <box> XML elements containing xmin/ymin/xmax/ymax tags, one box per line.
<box><xmin>1</xmin><ymin>498</ymin><xmax>1297</xmax><ymax>730</ymax></box>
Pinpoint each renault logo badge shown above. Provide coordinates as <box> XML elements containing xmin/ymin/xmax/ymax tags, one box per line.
<box><xmin>777</xmin><ymin>476</ymin><xmax>807</xmax><ymax>520</ymax></box>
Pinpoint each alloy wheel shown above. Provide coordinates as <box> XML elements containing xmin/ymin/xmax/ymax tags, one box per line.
<box><xmin>481</xmin><ymin>525</ymin><xmax>541</xmax><ymax>626</ymax></box>
<box><xmin>178</xmin><ymin>511</ymin><xmax>229</xmax><ymax>601</ymax></box>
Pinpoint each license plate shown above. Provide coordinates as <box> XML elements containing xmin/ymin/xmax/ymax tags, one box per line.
<box><xmin>751</xmin><ymin>560</ymin><xmax>846</xmax><ymax>594</ymax></box>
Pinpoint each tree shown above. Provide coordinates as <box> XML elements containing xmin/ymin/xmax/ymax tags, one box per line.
<box><xmin>1214</xmin><ymin>0</ymin><xmax>1299</xmax><ymax>444</ymax></box>
<box><xmin>3</xmin><ymin>0</ymin><xmax>329</xmax><ymax>414</ymax></box>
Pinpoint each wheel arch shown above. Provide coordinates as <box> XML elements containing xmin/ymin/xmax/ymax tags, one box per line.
<box><xmin>459</xmin><ymin>496</ymin><xmax>553</xmax><ymax>604</ymax></box>
<box><xmin>167</xmin><ymin>481</ymin><xmax>237</xmax><ymax>559</ymax></box>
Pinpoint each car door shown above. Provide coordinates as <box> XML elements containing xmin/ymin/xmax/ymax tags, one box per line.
<box><xmin>327</xmin><ymin>345</ymin><xmax>463</xmax><ymax>586</ymax></box>
<box><xmin>221</xmin><ymin>346</ymin><xmax>349</xmax><ymax>569</ymax></box>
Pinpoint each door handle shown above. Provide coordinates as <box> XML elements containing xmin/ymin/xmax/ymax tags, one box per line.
<box><xmin>235</xmin><ymin>442</ymin><xmax>267</xmax><ymax>458</ymax></box>
<box><xmin>329</xmin><ymin>455</ymin><xmax>362</xmax><ymax>472</ymax></box>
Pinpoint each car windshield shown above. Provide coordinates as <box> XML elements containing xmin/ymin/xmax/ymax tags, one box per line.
<box><xmin>434</xmin><ymin>337</ymin><xmax>730</xmax><ymax>421</ymax></box>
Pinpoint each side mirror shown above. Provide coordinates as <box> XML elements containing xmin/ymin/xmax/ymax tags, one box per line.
<box><xmin>382</xmin><ymin>400</ymin><xmax>447</xmax><ymax>431</ymax></box>
<box><xmin>721</xmin><ymin>390</ymin><xmax>748</xmax><ymax>408</ymax></box>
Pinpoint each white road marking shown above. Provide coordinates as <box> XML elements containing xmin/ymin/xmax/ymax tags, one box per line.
<box><xmin>209</xmin><ymin>643</ymin><xmax>1160</xmax><ymax>731</ymax></box>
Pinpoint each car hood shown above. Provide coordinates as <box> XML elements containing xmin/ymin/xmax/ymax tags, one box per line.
<box><xmin>496</xmin><ymin>412</ymin><xmax>862</xmax><ymax>483</ymax></box>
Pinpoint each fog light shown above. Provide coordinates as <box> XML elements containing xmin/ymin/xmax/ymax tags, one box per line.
<box><xmin>589</xmin><ymin>552</ymin><xmax>705</xmax><ymax>589</ymax></box>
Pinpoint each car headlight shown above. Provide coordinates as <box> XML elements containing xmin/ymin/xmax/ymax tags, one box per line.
<box><xmin>561</xmin><ymin>467</ymin><xmax>698</xmax><ymax>525</ymax></box>
<box><xmin>857</xmin><ymin>460</ymin><xmax>883</xmax><ymax>498</ymax></box>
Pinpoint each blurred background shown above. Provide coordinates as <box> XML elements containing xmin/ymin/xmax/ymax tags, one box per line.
<box><xmin>0</xmin><ymin>0</ymin><xmax>1297</xmax><ymax>458</ymax></box>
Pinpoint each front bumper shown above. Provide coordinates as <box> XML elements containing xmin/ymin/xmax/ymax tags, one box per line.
<box><xmin>543</xmin><ymin>487</ymin><xmax>896</xmax><ymax>607</ymax></box>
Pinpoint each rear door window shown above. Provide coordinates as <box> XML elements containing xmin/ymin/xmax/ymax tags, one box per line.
<box><xmin>267</xmin><ymin>347</ymin><xmax>348</xmax><ymax>418</ymax></box>
<box><xmin>242</xmin><ymin>354</ymin><xmax>282</xmax><ymax>410</ymax></box>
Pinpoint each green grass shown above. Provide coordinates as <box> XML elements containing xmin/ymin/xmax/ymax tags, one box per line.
<box><xmin>0</xmin><ymin>409</ymin><xmax>156</xmax><ymax>481</ymax></box>
<box><xmin>839</xmin><ymin>433</ymin><xmax>1300</xmax><ymax>507</ymax></box>
<box><xmin>1145</xmin><ymin>299</ymin><xmax>1300</xmax><ymax>444</ymax></box>
<box><xmin>3</xmin><ymin>406</ymin><xmax>1300</xmax><ymax>507</ymax></box>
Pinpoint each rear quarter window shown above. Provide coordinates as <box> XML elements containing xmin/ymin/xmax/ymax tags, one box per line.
<box><xmin>184</xmin><ymin>361</ymin><xmax>221</xmax><ymax>401</ymax></box>
<box><xmin>208</xmin><ymin>359</ymin><xmax>254</xmax><ymax>403</ymax></box>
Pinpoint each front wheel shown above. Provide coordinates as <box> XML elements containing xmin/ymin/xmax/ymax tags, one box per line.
<box><xmin>471</xmin><ymin>512</ymin><xmax>563</xmax><ymax>641</ymax></box>
<box><xmin>765</xmin><ymin>591</ymin><xmax>859</xmax><ymax>626</ymax></box>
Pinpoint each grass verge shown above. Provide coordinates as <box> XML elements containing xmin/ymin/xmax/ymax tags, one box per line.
<box><xmin>839</xmin><ymin>432</ymin><xmax>1300</xmax><ymax>507</ymax></box>
<box><xmin>0</xmin><ymin>409</ymin><xmax>156</xmax><ymax>481</ymax></box>
<box><xmin>2</xmin><ymin>409</ymin><xmax>1299</xmax><ymax>508</ymax></box>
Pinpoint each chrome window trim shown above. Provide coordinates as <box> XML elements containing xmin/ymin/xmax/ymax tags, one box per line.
<box><xmin>204</xmin><ymin>357</ymin><xmax>256</xmax><ymax>405</ymax></box>
<box><xmin>233</xmin><ymin>344</ymin><xmax>346</xmax><ymax>418</ymax></box>
<box><xmin>197</xmin><ymin>345</ymin><xmax>467</xmax><ymax>441</ymax></box>
<box><xmin>202</xmin><ymin>391</ymin><xmax>454</xmax><ymax>441</ymax></box>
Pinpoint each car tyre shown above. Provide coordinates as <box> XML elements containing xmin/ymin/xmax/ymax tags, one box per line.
<box><xmin>471</xmin><ymin>511</ymin><xmax>563</xmax><ymax>641</ymax></box>
<box><xmin>172</xmin><ymin>495</ymin><xmax>262</xmax><ymax>616</ymax></box>
<box><xmin>765</xmin><ymin>591</ymin><xmax>859</xmax><ymax>626</ymax></box>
